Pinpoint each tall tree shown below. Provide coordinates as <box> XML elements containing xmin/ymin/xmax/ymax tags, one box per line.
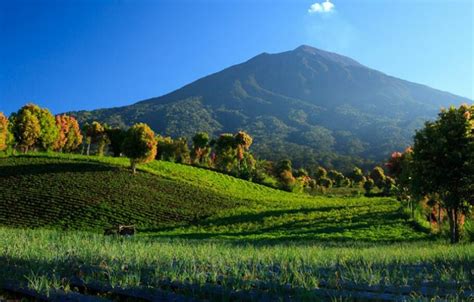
<box><xmin>370</xmin><ymin>166</ymin><xmax>386</xmax><ymax>189</ymax></box>
<box><xmin>54</xmin><ymin>114</ymin><xmax>83</xmax><ymax>152</ymax></box>
<box><xmin>122</xmin><ymin>123</ymin><xmax>157</xmax><ymax>174</ymax></box>
<box><xmin>0</xmin><ymin>112</ymin><xmax>10</xmax><ymax>152</ymax></box>
<box><xmin>10</xmin><ymin>109</ymin><xmax>41</xmax><ymax>153</ymax></box>
<box><xmin>234</xmin><ymin>131</ymin><xmax>253</xmax><ymax>161</ymax></box>
<box><xmin>0</xmin><ymin>112</ymin><xmax>8</xmax><ymax>151</ymax></box>
<box><xmin>11</xmin><ymin>104</ymin><xmax>59</xmax><ymax>151</ymax></box>
<box><xmin>350</xmin><ymin>167</ymin><xmax>365</xmax><ymax>186</ymax></box>
<box><xmin>411</xmin><ymin>104</ymin><xmax>474</xmax><ymax>243</ymax></box>
<box><xmin>84</xmin><ymin>121</ymin><xmax>108</xmax><ymax>156</ymax></box>
<box><xmin>105</xmin><ymin>127</ymin><xmax>126</xmax><ymax>157</ymax></box>
<box><xmin>192</xmin><ymin>132</ymin><xmax>210</xmax><ymax>165</ymax></box>
<box><xmin>214</xmin><ymin>133</ymin><xmax>238</xmax><ymax>172</ymax></box>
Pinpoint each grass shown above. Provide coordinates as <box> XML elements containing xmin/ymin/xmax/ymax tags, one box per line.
<box><xmin>0</xmin><ymin>152</ymin><xmax>472</xmax><ymax>300</ymax></box>
<box><xmin>0</xmin><ymin>228</ymin><xmax>472</xmax><ymax>301</ymax></box>
<box><xmin>0</xmin><ymin>152</ymin><xmax>429</xmax><ymax>242</ymax></box>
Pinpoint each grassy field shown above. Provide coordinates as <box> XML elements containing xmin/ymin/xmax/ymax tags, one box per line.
<box><xmin>0</xmin><ymin>153</ymin><xmax>429</xmax><ymax>242</ymax></box>
<box><xmin>0</xmin><ymin>228</ymin><xmax>472</xmax><ymax>301</ymax></box>
<box><xmin>0</xmin><ymin>153</ymin><xmax>472</xmax><ymax>301</ymax></box>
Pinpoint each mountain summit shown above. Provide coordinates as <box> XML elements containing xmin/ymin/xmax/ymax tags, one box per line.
<box><xmin>71</xmin><ymin>45</ymin><xmax>471</xmax><ymax>169</ymax></box>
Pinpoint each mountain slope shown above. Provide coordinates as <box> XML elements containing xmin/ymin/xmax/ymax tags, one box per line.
<box><xmin>71</xmin><ymin>45</ymin><xmax>471</xmax><ymax>170</ymax></box>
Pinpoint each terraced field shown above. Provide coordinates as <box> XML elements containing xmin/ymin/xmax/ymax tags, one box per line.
<box><xmin>1</xmin><ymin>153</ymin><xmax>472</xmax><ymax>301</ymax></box>
<box><xmin>0</xmin><ymin>153</ymin><xmax>427</xmax><ymax>242</ymax></box>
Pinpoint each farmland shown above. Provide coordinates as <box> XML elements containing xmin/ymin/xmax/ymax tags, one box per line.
<box><xmin>0</xmin><ymin>153</ymin><xmax>473</xmax><ymax>301</ymax></box>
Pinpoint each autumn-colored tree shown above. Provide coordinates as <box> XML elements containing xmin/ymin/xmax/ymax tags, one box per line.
<box><xmin>234</xmin><ymin>131</ymin><xmax>253</xmax><ymax>161</ymax></box>
<box><xmin>10</xmin><ymin>108</ymin><xmax>41</xmax><ymax>153</ymax></box>
<box><xmin>54</xmin><ymin>115</ymin><xmax>83</xmax><ymax>152</ymax></box>
<box><xmin>192</xmin><ymin>132</ymin><xmax>210</xmax><ymax>165</ymax></box>
<box><xmin>122</xmin><ymin>123</ymin><xmax>157</xmax><ymax>174</ymax></box>
<box><xmin>11</xmin><ymin>104</ymin><xmax>59</xmax><ymax>151</ymax></box>
<box><xmin>0</xmin><ymin>112</ymin><xmax>10</xmax><ymax>152</ymax></box>
<box><xmin>275</xmin><ymin>159</ymin><xmax>297</xmax><ymax>191</ymax></box>
<box><xmin>411</xmin><ymin>104</ymin><xmax>474</xmax><ymax>243</ymax></box>
<box><xmin>84</xmin><ymin>121</ymin><xmax>108</xmax><ymax>156</ymax></box>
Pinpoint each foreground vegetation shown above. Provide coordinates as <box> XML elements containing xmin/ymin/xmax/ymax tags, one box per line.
<box><xmin>0</xmin><ymin>228</ymin><xmax>472</xmax><ymax>301</ymax></box>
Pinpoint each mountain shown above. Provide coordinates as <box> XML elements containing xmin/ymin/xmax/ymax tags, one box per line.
<box><xmin>71</xmin><ymin>45</ymin><xmax>471</xmax><ymax>170</ymax></box>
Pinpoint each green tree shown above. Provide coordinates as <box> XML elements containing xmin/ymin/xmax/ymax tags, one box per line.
<box><xmin>350</xmin><ymin>167</ymin><xmax>365</xmax><ymax>186</ymax></box>
<box><xmin>105</xmin><ymin>127</ymin><xmax>126</xmax><ymax>157</ymax></box>
<box><xmin>275</xmin><ymin>159</ymin><xmax>296</xmax><ymax>191</ymax></box>
<box><xmin>192</xmin><ymin>132</ymin><xmax>210</xmax><ymax>165</ymax></box>
<box><xmin>314</xmin><ymin>166</ymin><xmax>327</xmax><ymax>180</ymax></box>
<box><xmin>10</xmin><ymin>109</ymin><xmax>41</xmax><ymax>153</ymax></box>
<box><xmin>411</xmin><ymin>104</ymin><xmax>474</xmax><ymax>243</ymax></box>
<box><xmin>328</xmin><ymin>169</ymin><xmax>345</xmax><ymax>187</ymax></box>
<box><xmin>363</xmin><ymin>178</ymin><xmax>375</xmax><ymax>195</ymax></box>
<box><xmin>174</xmin><ymin>138</ymin><xmax>191</xmax><ymax>164</ymax></box>
<box><xmin>84</xmin><ymin>121</ymin><xmax>108</xmax><ymax>156</ymax></box>
<box><xmin>319</xmin><ymin>177</ymin><xmax>333</xmax><ymax>189</ymax></box>
<box><xmin>370</xmin><ymin>166</ymin><xmax>386</xmax><ymax>189</ymax></box>
<box><xmin>386</xmin><ymin>148</ymin><xmax>415</xmax><ymax>216</ymax></box>
<box><xmin>122</xmin><ymin>123</ymin><xmax>157</xmax><ymax>174</ymax></box>
<box><xmin>214</xmin><ymin>133</ymin><xmax>238</xmax><ymax>172</ymax></box>
<box><xmin>36</xmin><ymin>106</ymin><xmax>59</xmax><ymax>151</ymax></box>
<box><xmin>11</xmin><ymin>104</ymin><xmax>59</xmax><ymax>151</ymax></box>
<box><xmin>383</xmin><ymin>176</ymin><xmax>396</xmax><ymax>196</ymax></box>
<box><xmin>156</xmin><ymin>135</ymin><xmax>176</xmax><ymax>161</ymax></box>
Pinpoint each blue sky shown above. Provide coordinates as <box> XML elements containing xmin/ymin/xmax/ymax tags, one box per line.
<box><xmin>1</xmin><ymin>0</ymin><xmax>472</xmax><ymax>115</ymax></box>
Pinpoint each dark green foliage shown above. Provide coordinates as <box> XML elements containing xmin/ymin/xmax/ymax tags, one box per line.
<box><xmin>370</xmin><ymin>166</ymin><xmax>386</xmax><ymax>189</ymax></box>
<box><xmin>122</xmin><ymin>123</ymin><xmax>157</xmax><ymax>173</ymax></box>
<box><xmin>364</xmin><ymin>178</ymin><xmax>375</xmax><ymax>195</ymax></box>
<box><xmin>83</xmin><ymin>121</ymin><xmax>109</xmax><ymax>156</ymax></box>
<box><xmin>328</xmin><ymin>170</ymin><xmax>346</xmax><ymax>187</ymax></box>
<box><xmin>156</xmin><ymin>136</ymin><xmax>190</xmax><ymax>163</ymax></box>
<box><xmin>318</xmin><ymin>177</ymin><xmax>333</xmax><ymax>189</ymax></box>
<box><xmin>350</xmin><ymin>167</ymin><xmax>365</xmax><ymax>185</ymax></box>
<box><xmin>192</xmin><ymin>132</ymin><xmax>210</xmax><ymax>165</ymax></box>
<box><xmin>383</xmin><ymin>176</ymin><xmax>396</xmax><ymax>196</ymax></box>
<box><xmin>411</xmin><ymin>104</ymin><xmax>474</xmax><ymax>243</ymax></box>
<box><xmin>314</xmin><ymin>166</ymin><xmax>327</xmax><ymax>179</ymax></box>
<box><xmin>105</xmin><ymin>127</ymin><xmax>126</xmax><ymax>157</ymax></box>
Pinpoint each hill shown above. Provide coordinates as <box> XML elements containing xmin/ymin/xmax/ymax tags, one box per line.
<box><xmin>0</xmin><ymin>153</ymin><xmax>428</xmax><ymax>241</ymax></box>
<box><xmin>70</xmin><ymin>45</ymin><xmax>471</xmax><ymax>170</ymax></box>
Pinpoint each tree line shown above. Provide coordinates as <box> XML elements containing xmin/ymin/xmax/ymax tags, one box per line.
<box><xmin>0</xmin><ymin>103</ymin><xmax>472</xmax><ymax>243</ymax></box>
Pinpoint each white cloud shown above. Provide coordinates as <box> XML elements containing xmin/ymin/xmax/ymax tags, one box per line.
<box><xmin>308</xmin><ymin>0</ymin><xmax>335</xmax><ymax>14</ymax></box>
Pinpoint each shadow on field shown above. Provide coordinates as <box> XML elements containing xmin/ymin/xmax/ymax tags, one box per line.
<box><xmin>0</xmin><ymin>254</ymin><xmax>471</xmax><ymax>301</ymax></box>
<box><xmin>0</xmin><ymin>162</ymin><xmax>115</xmax><ymax>177</ymax></box>
<box><xmin>144</xmin><ymin>206</ymin><xmax>434</xmax><ymax>244</ymax></box>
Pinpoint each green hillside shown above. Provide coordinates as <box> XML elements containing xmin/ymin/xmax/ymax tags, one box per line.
<box><xmin>0</xmin><ymin>153</ymin><xmax>428</xmax><ymax>242</ymax></box>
